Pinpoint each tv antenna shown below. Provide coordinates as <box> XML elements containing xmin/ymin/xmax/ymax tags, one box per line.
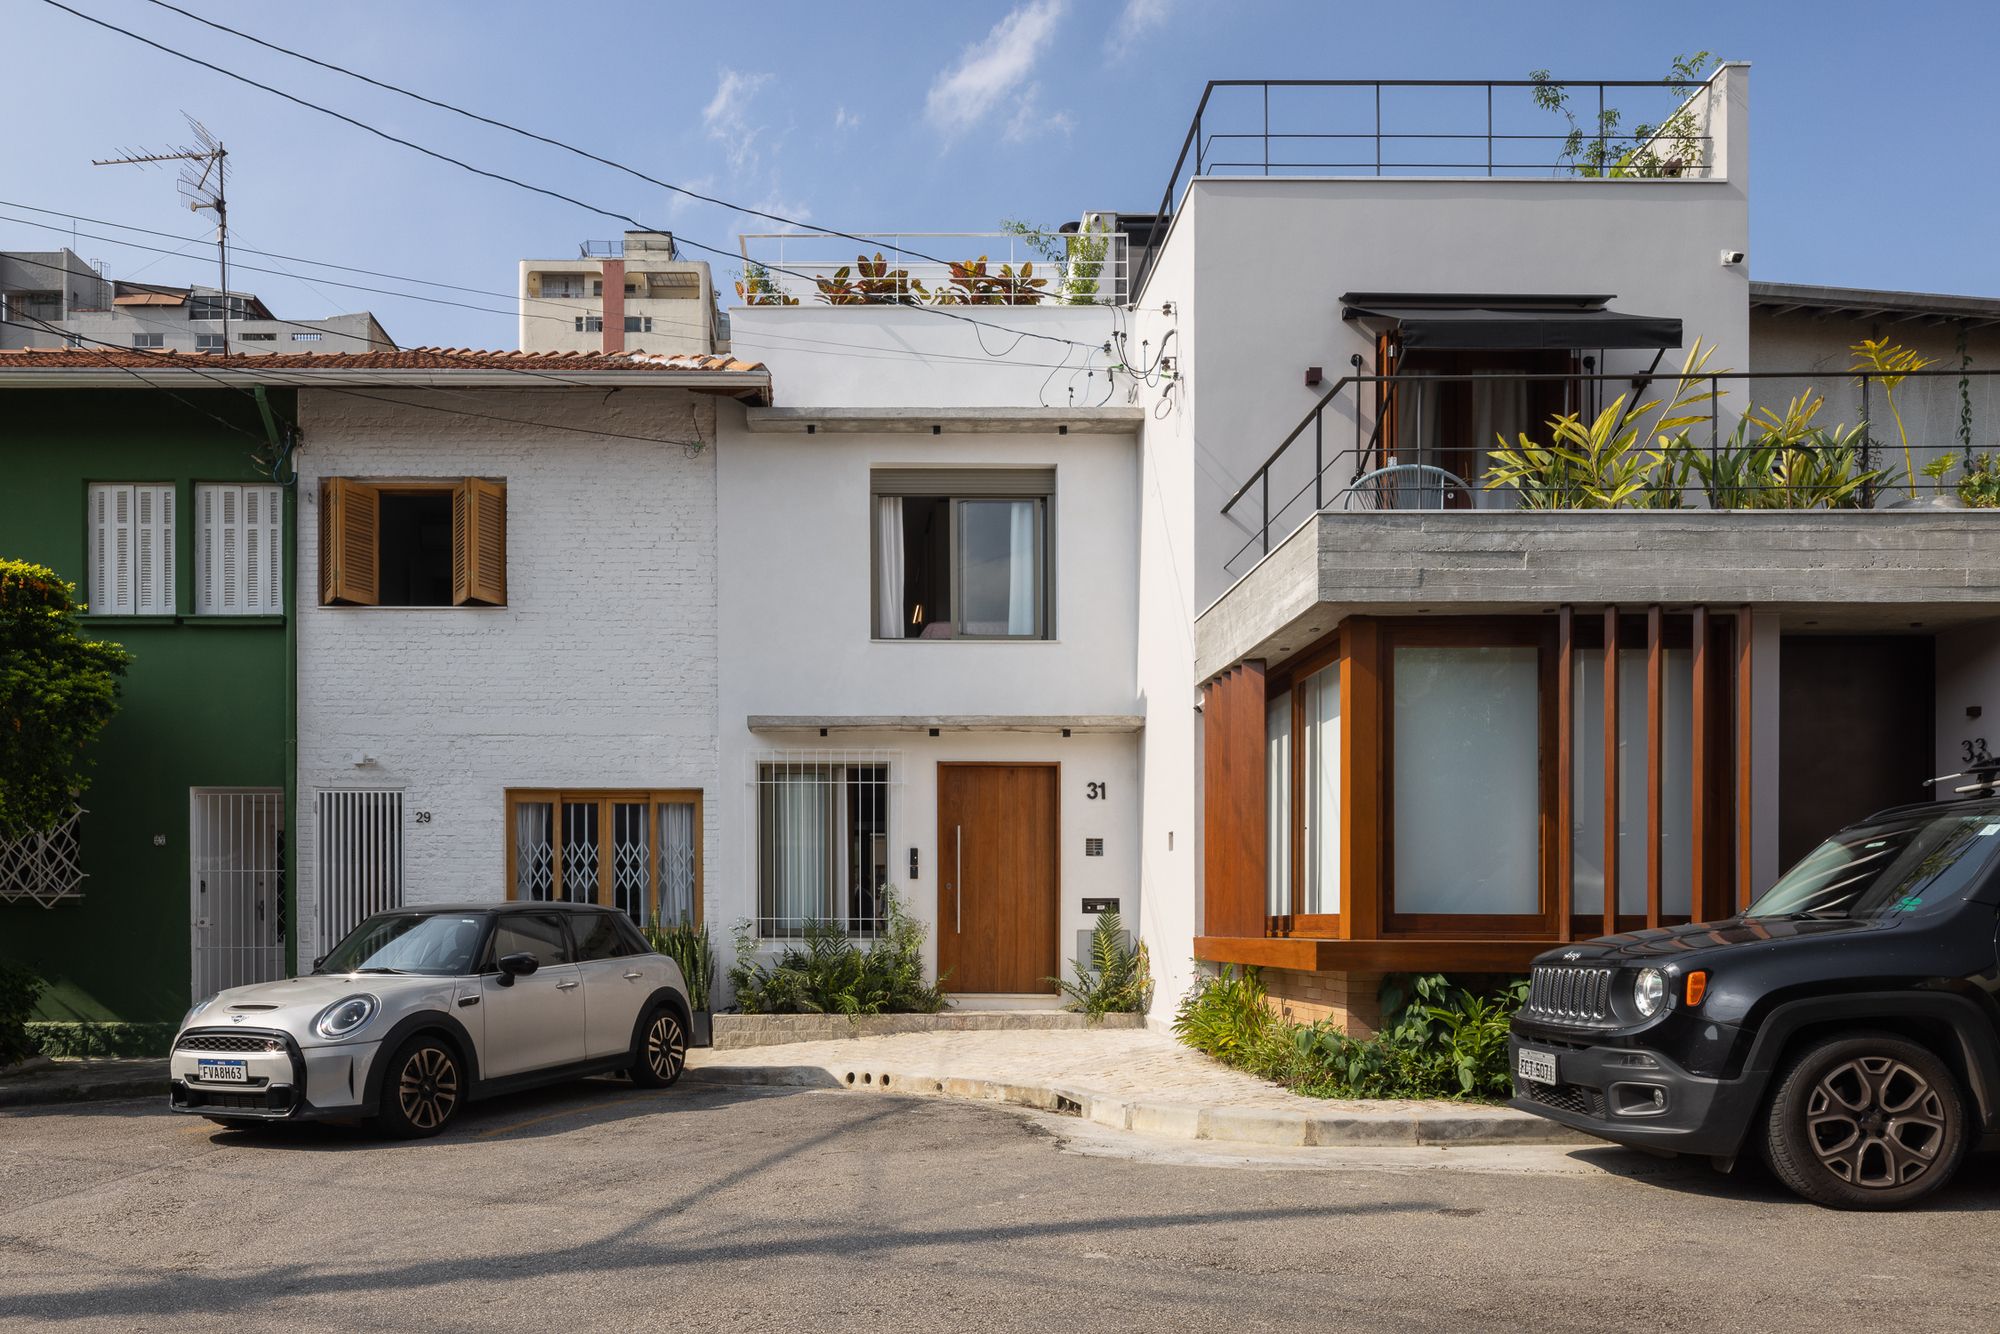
<box><xmin>94</xmin><ymin>115</ymin><xmax>230</xmax><ymax>353</ymax></box>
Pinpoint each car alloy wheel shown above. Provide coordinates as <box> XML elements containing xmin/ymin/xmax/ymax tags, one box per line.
<box><xmin>1804</xmin><ymin>1055</ymin><xmax>1948</xmax><ymax>1190</ymax></box>
<box><xmin>397</xmin><ymin>1044</ymin><xmax>460</xmax><ymax>1132</ymax></box>
<box><xmin>645</xmin><ymin>1012</ymin><xmax>687</xmax><ymax>1082</ymax></box>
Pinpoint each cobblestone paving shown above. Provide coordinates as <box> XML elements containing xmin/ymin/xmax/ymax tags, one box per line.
<box><xmin>688</xmin><ymin>1026</ymin><xmax>1467</xmax><ymax>1115</ymax></box>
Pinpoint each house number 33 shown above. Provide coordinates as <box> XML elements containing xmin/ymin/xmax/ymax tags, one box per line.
<box><xmin>1085</xmin><ymin>782</ymin><xmax>1107</xmax><ymax>800</ymax></box>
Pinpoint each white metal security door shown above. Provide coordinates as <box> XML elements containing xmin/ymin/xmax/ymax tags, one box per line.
<box><xmin>190</xmin><ymin>788</ymin><xmax>286</xmax><ymax>998</ymax></box>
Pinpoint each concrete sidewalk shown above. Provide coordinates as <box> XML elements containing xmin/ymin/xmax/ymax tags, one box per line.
<box><xmin>687</xmin><ymin>1027</ymin><xmax>1587</xmax><ymax>1148</ymax></box>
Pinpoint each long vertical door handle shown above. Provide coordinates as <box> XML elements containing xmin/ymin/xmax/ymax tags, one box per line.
<box><xmin>955</xmin><ymin>825</ymin><xmax>963</xmax><ymax>934</ymax></box>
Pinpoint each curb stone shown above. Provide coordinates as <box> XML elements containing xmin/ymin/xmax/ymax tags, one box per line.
<box><xmin>687</xmin><ymin>1061</ymin><xmax>1591</xmax><ymax>1148</ymax></box>
<box><xmin>0</xmin><ymin>1074</ymin><xmax>164</xmax><ymax>1109</ymax></box>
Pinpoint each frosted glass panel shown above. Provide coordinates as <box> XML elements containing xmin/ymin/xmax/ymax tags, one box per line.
<box><xmin>1393</xmin><ymin>646</ymin><xmax>1539</xmax><ymax>914</ymax></box>
<box><xmin>1573</xmin><ymin>649</ymin><xmax>1695</xmax><ymax>916</ymax></box>
<box><xmin>1300</xmin><ymin>665</ymin><xmax>1339</xmax><ymax>914</ymax></box>
<box><xmin>1266</xmin><ymin>690</ymin><xmax>1292</xmax><ymax>916</ymax></box>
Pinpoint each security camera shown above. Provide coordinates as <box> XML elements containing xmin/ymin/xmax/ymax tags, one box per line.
<box><xmin>1720</xmin><ymin>249</ymin><xmax>1746</xmax><ymax>266</ymax></box>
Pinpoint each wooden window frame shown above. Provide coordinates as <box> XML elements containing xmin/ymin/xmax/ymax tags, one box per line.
<box><xmin>869</xmin><ymin>471</ymin><xmax>1056</xmax><ymax>642</ymax></box>
<box><xmin>319</xmin><ymin>477</ymin><xmax>506</xmax><ymax>608</ymax></box>
<box><xmin>503</xmin><ymin>788</ymin><xmax>703</xmax><ymax>927</ymax></box>
<box><xmin>1262</xmin><ymin>632</ymin><xmax>1344</xmax><ymax>938</ymax></box>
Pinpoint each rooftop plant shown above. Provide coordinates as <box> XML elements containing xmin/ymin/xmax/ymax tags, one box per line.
<box><xmin>734</xmin><ymin>261</ymin><xmax>797</xmax><ymax>306</ymax></box>
<box><xmin>813</xmin><ymin>253</ymin><xmax>927</xmax><ymax>306</ymax></box>
<box><xmin>1531</xmin><ymin>51</ymin><xmax>1718</xmax><ymax>178</ymax></box>
<box><xmin>1851</xmin><ymin>336</ymin><xmax>1935</xmax><ymax>499</ymax></box>
<box><xmin>1678</xmin><ymin>392</ymin><xmax>1886</xmax><ymax>509</ymax></box>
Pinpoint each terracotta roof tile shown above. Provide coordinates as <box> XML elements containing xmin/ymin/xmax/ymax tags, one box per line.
<box><xmin>0</xmin><ymin>346</ymin><xmax>767</xmax><ymax>374</ymax></box>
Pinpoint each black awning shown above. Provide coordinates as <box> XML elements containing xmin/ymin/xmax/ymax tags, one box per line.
<box><xmin>1339</xmin><ymin>294</ymin><xmax>1682</xmax><ymax>351</ymax></box>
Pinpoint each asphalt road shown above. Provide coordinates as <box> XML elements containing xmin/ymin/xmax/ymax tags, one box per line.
<box><xmin>3</xmin><ymin>1077</ymin><xmax>1999</xmax><ymax>1332</ymax></box>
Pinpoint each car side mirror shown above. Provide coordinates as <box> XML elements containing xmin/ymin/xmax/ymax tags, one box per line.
<box><xmin>496</xmin><ymin>951</ymin><xmax>540</xmax><ymax>986</ymax></box>
<box><xmin>311</xmin><ymin>955</ymin><xmax>325</xmax><ymax>970</ymax></box>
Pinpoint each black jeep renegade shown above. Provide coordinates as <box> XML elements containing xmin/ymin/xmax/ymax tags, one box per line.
<box><xmin>1510</xmin><ymin>794</ymin><xmax>2000</xmax><ymax>1209</ymax></box>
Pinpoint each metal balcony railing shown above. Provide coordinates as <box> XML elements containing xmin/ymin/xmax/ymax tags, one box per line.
<box><xmin>1134</xmin><ymin>74</ymin><xmax>1723</xmax><ymax>294</ymax></box>
<box><xmin>734</xmin><ymin>231</ymin><xmax>1129</xmax><ymax>307</ymax></box>
<box><xmin>1221</xmin><ymin>365</ymin><xmax>2000</xmax><ymax>578</ymax></box>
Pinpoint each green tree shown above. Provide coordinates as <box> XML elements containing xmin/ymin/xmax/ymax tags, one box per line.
<box><xmin>0</xmin><ymin>560</ymin><xmax>131</xmax><ymax>839</ymax></box>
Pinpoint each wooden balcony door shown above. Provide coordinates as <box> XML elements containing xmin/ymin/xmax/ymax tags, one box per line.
<box><xmin>936</xmin><ymin>764</ymin><xmax>1060</xmax><ymax>994</ymax></box>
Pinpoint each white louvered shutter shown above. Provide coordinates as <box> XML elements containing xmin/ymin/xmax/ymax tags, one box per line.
<box><xmin>87</xmin><ymin>483</ymin><xmax>174</xmax><ymax>615</ymax></box>
<box><xmin>196</xmin><ymin>483</ymin><xmax>283</xmax><ymax>614</ymax></box>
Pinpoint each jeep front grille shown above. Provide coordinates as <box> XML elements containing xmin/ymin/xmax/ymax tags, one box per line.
<box><xmin>1524</xmin><ymin>966</ymin><xmax>1617</xmax><ymax>1026</ymax></box>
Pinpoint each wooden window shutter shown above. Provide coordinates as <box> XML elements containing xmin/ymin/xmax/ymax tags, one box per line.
<box><xmin>453</xmin><ymin>478</ymin><xmax>506</xmax><ymax>606</ymax></box>
<box><xmin>320</xmin><ymin>477</ymin><xmax>380</xmax><ymax>606</ymax></box>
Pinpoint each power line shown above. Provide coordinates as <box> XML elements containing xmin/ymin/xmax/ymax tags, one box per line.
<box><xmin>38</xmin><ymin>0</ymin><xmax>1107</xmax><ymax>354</ymax></box>
<box><xmin>0</xmin><ymin>317</ymin><xmax>718</xmax><ymax>451</ymax></box>
<box><xmin>3</xmin><ymin>312</ymin><xmax>267</xmax><ymax>441</ymax></box>
<box><xmin>1</xmin><ymin>196</ymin><xmax>590</xmax><ymax>316</ymax></box>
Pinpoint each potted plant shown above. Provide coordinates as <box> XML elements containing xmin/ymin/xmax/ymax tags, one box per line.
<box><xmin>644</xmin><ymin>920</ymin><xmax>716</xmax><ymax>1046</ymax></box>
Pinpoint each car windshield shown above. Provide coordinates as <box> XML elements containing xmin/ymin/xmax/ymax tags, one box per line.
<box><xmin>318</xmin><ymin>913</ymin><xmax>490</xmax><ymax>976</ymax></box>
<box><xmin>1746</xmin><ymin>807</ymin><xmax>2000</xmax><ymax>921</ymax></box>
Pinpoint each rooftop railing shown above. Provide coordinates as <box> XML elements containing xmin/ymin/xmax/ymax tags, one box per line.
<box><xmin>733</xmin><ymin>231</ymin><xmax>1128</xmax><ymax>307</ymax></box>
<box><xmin>1221</xmin><ymin>364</ymin><xmax>2000</xmax><ymax>579</ymax></box>
<box><xmin>1135</xmin><ymin>75</ymin><xmax>1723</xmax><ymax>294</ymax></box>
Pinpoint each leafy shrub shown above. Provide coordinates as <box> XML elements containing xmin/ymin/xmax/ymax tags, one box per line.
<box><xmin>1174</xmin><ymin>968</ymin><xmax>1528</xmax><ymax>1101</ymax></box>
<box><xmin>1958</xmin><ymin>452</ymin><xmax>2000</xmax><ymax>508</ymax></box>
<box><xmin>1050</xmin><ymin>910</ymin><xmax>1152</xmax><ymax>1020</ymax></box>
<box><xmin>1</xmin><ymin>560</ymin><xmax>132</xmax><ymax>839</ymax></box>
<box><xmin>643</xmin><ymin>920</ymin><xmax>716</xmax><ymax>1012</ymax></box>
<box><xmin>28</xmin><ymin>1020</ymin><xmax>175</xmax><ymax>1059</ymax></box>
<box><xmin>728</xmin><ymin>889</ymin><xmax>945</xmax><ymax>1015</ymax></box>
<box><xmin>0</xmin><ymin>962</ymin><xmax>45</xmax><ymax>1067</ymax></box>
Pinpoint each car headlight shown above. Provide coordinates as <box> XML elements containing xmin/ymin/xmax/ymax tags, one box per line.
<box><xmin>1633</xmin><ymin>968</ymin><xmax>1670</xmax><ymax>1018</ymax></box>
<box><xmin>312</xmin><ymin>993</ymin><xmax>379</xmax><ymax>1040</ymax></box>
<box><xmin>179</xmin><ymin>994</ymin><xmax>216</xmax><ymax>1031</ymax></box>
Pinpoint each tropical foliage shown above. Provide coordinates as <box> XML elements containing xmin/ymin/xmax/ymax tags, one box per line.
<box><xmin>1851</xmin><ymin>335</ymin><xmax>1936</xmax><ymax>498</ymax></box>
<box><xmin>644</xmin><ymin>920</ymin><xmax>717</xmax><ymax>1012</ymax></box>
<box><xmin>728</xmin><ymin>889</ymin><xmax>946</xmax><ymax>1015</ymax></box>
<box><xmin>734</xmin><ymin>261</ymin><xmax>797</xmax><ymax>306</ymax></box>
<box><xmin>0</xmin><ymin>560</ymin><xmax>131</xmax><ymax>840</ymax></box>
<box><xmin>1174</xmin><ymin>968</ymin><xmax>1528</xmax><ymax>1101</ymax></box>
<box><xmin>1049</xmin><ymin>910</ymin><xmax>1152</xmax><ymax>1020</ymax></box>
<box><xmin>1676</xmin><ymin>393</ymin><xmax>1885</xmax><ymax>509</ymax></box>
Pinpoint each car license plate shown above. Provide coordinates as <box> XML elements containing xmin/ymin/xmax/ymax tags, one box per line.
<box><xmin>197</xmin><ymin>1059</ymin><xmax>248</xmax><ymax>1084</ymax></box>
<box><xmin>1515</xmin><ymin>1047</ymin><xmax>1558</xmax><ymax>1086</ymax></box>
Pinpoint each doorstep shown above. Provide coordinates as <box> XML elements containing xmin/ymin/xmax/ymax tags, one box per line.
<box><xmin>710</xmin><ymin>1010</ymin><xmax>1143</xmax><ymax>1050</ymax></box>
<box><xmin>686</xmin><ymin>1029</ymin><xmax>1588</xmax><ymax>1148</ymax></box>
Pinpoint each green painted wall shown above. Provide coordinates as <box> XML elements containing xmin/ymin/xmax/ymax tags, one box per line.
<box><xmin>0</xmin><ymin>388</ymin><xmax>295</xmax><ymax>1024</ymax></box>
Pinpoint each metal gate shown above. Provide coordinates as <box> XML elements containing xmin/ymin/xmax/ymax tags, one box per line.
<box><xmin>315</xmin><ymin>789</ymin><xmax>403</xmax><ymax>954</ymax></box>
<box><xmin>189</xmin><ymin>788</ymin><xmax>286</xmax><ymax>998</ymax></box>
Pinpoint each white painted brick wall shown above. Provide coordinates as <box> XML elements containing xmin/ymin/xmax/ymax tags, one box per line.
<box><xmin>294</xmin><ymin>387</ymin><xmax>720</xmax><ymax>950</ymax></box>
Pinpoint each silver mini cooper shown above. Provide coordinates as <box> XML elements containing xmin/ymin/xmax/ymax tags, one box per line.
<box><xmin>169</xmin><ymin>904</ymin><xmax>694</xmax><ymax>1137</ymax></box>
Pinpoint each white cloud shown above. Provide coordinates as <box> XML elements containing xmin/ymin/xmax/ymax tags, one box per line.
<box><xmin>1003</xmin><ymin>86</ymin><xmax>1074</xmax><ymax>144</ymax></box>
<box><xmin>703</xmin><ymin>69</ymin><xmax>773</xmax><ymax>169</ymax></box>
<box><xmin>832</xmin><ymin>105</ymin><xmax>861</xmax><ymax>133</ymax></box>
<box><xmin>1105</xmin><ymin>0</ymin><xmax>1172</xmax><ymax>61</ymax></box>
<box><xmin>925</xmin><ymin>0</ymin><xmax>1068</xmax><ymax>139</ymax></box>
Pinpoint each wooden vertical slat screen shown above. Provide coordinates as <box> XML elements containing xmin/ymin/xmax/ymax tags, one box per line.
<box><xmin>1601</xmin><ymin>607</ymin><xmax>1618</xmax><ymax>936</ymax></box>
<box><xmin>1645</xmin><ymin>605</ymin><xmax>1663</xmax><ymax>929</ymax></box>
<box><xmin>1690</xmin><ymin>606</ymin><xmax>1710</xmax><ymax>919</ymax></box>
<box><xmin>1556</xmin><ymin>606</ymin><xmax>1574</xmax><ymax>941</ymax></box>
<box><xmin>1339</xmin><ymin>618</ymin><xmax>1383</xmax><ymax>940</ymax></box>
<box><xmin>1202</xmin><ymin>661</ymin><xmax>1268</xmax><ymax>939</ymax></box>
<box><xmin>1736</xmin><ymin>606</ymin><xmax>1755</xmax><ymax>910</ymax></box>
<box><xmin>453</xmin><ymin>478</ymin><xmax>508</xmax><ymax>607</ymax></box>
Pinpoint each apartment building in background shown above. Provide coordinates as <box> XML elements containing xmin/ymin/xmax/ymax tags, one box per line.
<box><xmin>517</xmin><ymin>230</ymin><xmax>719</xmax><ymax>356</ymax></box>
<box><xmin>0</xmin><ymin>249</ymin><xmax>394</xmax><ymax>354</ymax></box>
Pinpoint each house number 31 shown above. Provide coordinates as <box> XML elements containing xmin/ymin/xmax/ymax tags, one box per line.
<box><xmin>1086</xmin><ymin>782</ymin><xmax>1107</xmax><ymax>800</ymax></box>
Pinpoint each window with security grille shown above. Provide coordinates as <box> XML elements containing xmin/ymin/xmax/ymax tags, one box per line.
<box><xmin>194</xmin><ymin>333</ymin><xmax>226</xmax><ymax>353</ymax></box>
<box><xmin>196</xmin><ymin>483</ymin><xmax>283</xmax><ymax>614</ymax></box>
<box><xmin>87</xmin><ymin>483</ymin><xmax>176</xmax><ymax>615</ymax></box>
<box><xmin>315</xmin><ymin>790</ymin><xmax>402</xmax><ymax>954</ymax></box>
<box><xmin>506</xmin><ymin>789</ymin><xmax>702</xmax><ymax>928</ymax></box>
<box><xmin>754</xmin><ymin>754</ymin><xmax>895</xmax><ymax>938</ymax></box>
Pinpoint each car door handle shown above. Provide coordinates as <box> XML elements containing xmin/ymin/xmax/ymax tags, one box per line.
<box><xmin>555</xmin><ymin>980</ymin><xmax>579</xmax><ymax>991</ymax></box>
<box><xmin>622</xmin><ymin>971</ymin><xmax>642</xmax><ymax>980</ymax></box>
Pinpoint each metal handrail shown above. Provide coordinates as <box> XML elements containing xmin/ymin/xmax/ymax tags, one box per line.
<box><xmin>1221</xmin><ymin>365</ymin><xmax>2000</xmax><ymax>576</ymax></box>
<box><xmin>1132</xmin><ymin>74</ymin><xmax>1725</xmax><ymax>297</ymax></box>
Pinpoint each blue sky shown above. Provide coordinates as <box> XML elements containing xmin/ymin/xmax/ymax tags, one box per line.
<box><xmin>7</xmin><ymin>0</ymin><xmax>1999</xmax><ymax>349</ymax></box>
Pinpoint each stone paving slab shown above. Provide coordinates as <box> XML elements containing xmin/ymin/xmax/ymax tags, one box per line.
<box><xmin>686</xmin><ymin>1027</ymin><xmax>1586</xmax><ymax>1148</ymax></box>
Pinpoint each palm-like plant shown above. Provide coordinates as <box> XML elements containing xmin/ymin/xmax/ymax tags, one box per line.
<box><xmin>1679</xmin><ymin>392</ymin><xmax>1887</xmax><ymax>509</ymax></box>
<box><xmin>1851</xmin><ymin>336</ymin><xmax>1934</xmax><ymax>498</ymax></box>
<box><xmin>1482</xmin><ymin>340</ymin><xmax>1721</xmax><ymax>508</ymax></box>
<box><xmin>1050</xmin><ymin>910</ymin><xmax>1152</xmax><ymax>1020</ymax></box>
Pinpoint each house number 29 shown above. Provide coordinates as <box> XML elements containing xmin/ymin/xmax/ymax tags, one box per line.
<box><xmin>1085</xmin><ymin>782</ymin><xmax>1107</xmax><ymax>800</ymax></box>
<box><xmin>414</xmin><ymin>811</ymin><xmax>433</xmax><ymax>824</ymax></box>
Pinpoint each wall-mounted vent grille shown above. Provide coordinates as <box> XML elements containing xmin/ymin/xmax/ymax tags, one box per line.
<box><xmin>1084</xmin><ymin>838</ymin><xmax>1104</xmax><ymax>857</ymax></box>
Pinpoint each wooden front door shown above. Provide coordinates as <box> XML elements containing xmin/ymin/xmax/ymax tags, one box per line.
<box><xmin>936</xmin><ymin>764</ymin><xmax>1060</xmax><ymax>994</ymax></box>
